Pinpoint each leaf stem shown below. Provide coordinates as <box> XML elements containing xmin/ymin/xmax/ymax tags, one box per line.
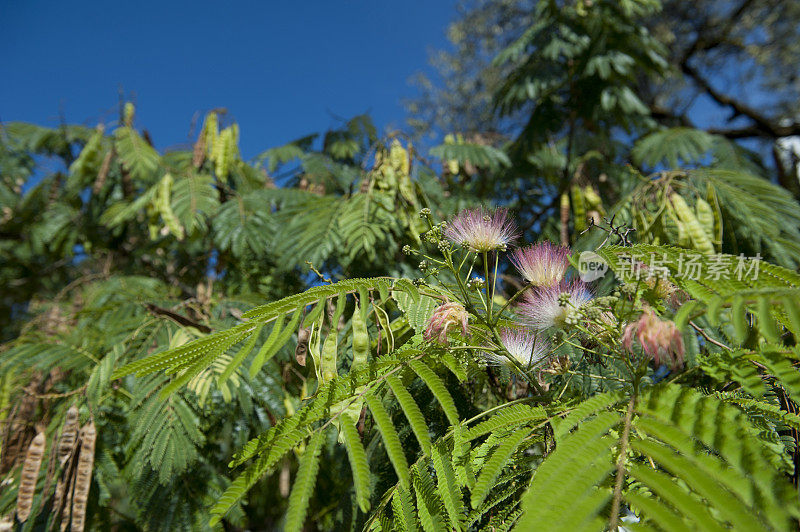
<box><xmin>609</xmin><ymin>394</ymin><xmax>636</xmax><ymax>530</ymax></box>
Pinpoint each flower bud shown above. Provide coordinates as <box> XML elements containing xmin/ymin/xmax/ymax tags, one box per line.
<box><xmin>424</xmin><ymin>302</ymin><xmax>469</xmax><ymax>344</ymax></box>
<box><xmin>621</xmin><ymin>309</ymin><xmax>685</xmax><ymax>370</ymax></box>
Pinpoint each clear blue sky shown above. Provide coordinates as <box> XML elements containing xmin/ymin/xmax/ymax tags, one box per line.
<box><xmin>1</xmin><ymin>0</ymin><xmax>456</xmax><ymax>158</ymax></box>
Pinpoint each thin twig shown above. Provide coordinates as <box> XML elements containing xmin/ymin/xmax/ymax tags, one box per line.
<box><xmin>609</xmin><ymin>395</ymin><xmax>636</xmax><ymax>530</ymax></box>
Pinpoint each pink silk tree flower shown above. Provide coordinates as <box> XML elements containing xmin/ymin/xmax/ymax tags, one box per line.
<box><xmin>424</xmin><ymin>302</ymin><xmax>469</xmax><ymax>344</ymax></box>
<box><xmin>621</xmin><ymin>309</ymin><xmax>685</xmax><ymax>370</ymax></box>
<box><xmin>510</xmin><ymin>241</ymin><xmax>571</xmax><ymax>287</ymax></box>
<box><xmin>517</xmin><ymin>280</ymin><xmax>592</xmax><ymax>331</ymax></box>
<box><xmin>444</xmin><ymin>207</ymin><xmax>518</xmax><ymax>252</ymax></box>
<box><xmin>485</xmin><ymin>327</ymin><xmax>550</xmax><ymax>367</ymax></box>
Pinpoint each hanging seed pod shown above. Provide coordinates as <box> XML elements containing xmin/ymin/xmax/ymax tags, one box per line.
<box><xmin>59</xmin><ymin>468</ymin><xmax>75</xmax><ymax>532</ymax></box>
<box><xmin>70</xmin><ymin>422</ymin><xmax>96</xmax><ymax>532</ymax></box>
<box><xmin>665</xmin><ymin>202</ymin><xmax>690</xmax><ymax>248</ymax></box>
<box><xmin>93</xmin><ymin>149</ymin><xmax>113</xmax><ymax>194</ymax></box>
<box><xmin>52</xmin><ymin>476</ymin><xmax>67</xmax><ymax>525</ymax></box>
<box><xmin>52</xmin><ymin>441</ymin><xmax>79</xmax><ymax>532</ymax></box>
<box><xmin>57</xmin><ymin>407</ymin><xmax>80</xmax><ymax>467</ymax></box>
<box><xmin>295</xmin><ymin>327</ymin><xmax>310</xmax><ymax>367</ymax></box>
<box><xmin>203</xmin><ymin>112</ymin><xmax>219</xmax><ymax>157</ymax></box>
<box><xmin>122</xmin><ymin>102</ymin><xmax>135</xmax><ymax>127</ymax></box>
<box><xmin>695</xmin><ymin>197</ymin><xmax>715</xmax><ymax>242</ymax></box>
<box><xmin>670</xmin><ymin>193</ymin><xmax>715</xmax><ymax>255</ymax></box>
<box><xmin>570</xmin><ymin>185</ymin><xmax>587</xmax><ymax>232</ymax></box>
<box><xmin>559</xmin><ymin>193</ymin><xmax>570</xmax><ymax>245</ymax></box>
<box><xmin>16</xmin><ymin>430</ymin><xmax>46</xmax><ymax>523</ymax></box>
<box><xmin>320</xmin><ymin>331</ymin><xmax>338</xmax><ymax>384</ymax></box>
<box><xmin>1</xmin><ymin>377</ymin><xmax>41</xmax><ymax>475</ymax></box>
<box><xmin>279</xmin><ymin>458</ymin><xmax>291</xmax><ymax>498</ymax></box>
<box><xmin>351</xmin><ymin>304</ymin><xmax>369</xmax><ymax>368</ymax></box>
<box><xmin>583</xmin><ymin>185</ymin><xmax>602</xmax><ymax>210</ymax></box>
<box><xmin>192</xmin><ymin>125</ymin><xmax>207</xmax><ymax>168</ymax></box>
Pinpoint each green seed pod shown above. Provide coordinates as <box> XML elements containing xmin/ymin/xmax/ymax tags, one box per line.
<box><xmin>320</xmin><ymin>331</ymin><xmax>338</xmax><ymax>383</ymax></box>
<box><xmin>695</xmin><ymin>197</ymin><xmax>714</xmax><ymax>242</ymax></box>
<box><xmin>583</xmin><ymin>185</ymin><xmax>602</xmax><ymax>210</ymax></box>
<box><xmin>123</xmin><ymin>102</ymin><xmax>135</xmax><ymax>127</ymax></box>
<box><xmin>203</xmin><ymin>112</ymin><xmax>218</xmax><ymax>156</ymax></box>
<box><xmin>351</xmin><ymin>303</ymin><xmax>369</xmax><ymax>368</ymax></box>
<box><xmin>570</xmin><ymin>185</ymin><xmax>586</xmax><ymax>232</ymax></box>
<box><xmin>670</xmin><ymin>193</ymin><xmax>714</xmax><ymax>255</ymax></box>
<box><xmin>675</xmin><ymin>218</ymin><xmax>690</xmax><ymax>247</ymax></box>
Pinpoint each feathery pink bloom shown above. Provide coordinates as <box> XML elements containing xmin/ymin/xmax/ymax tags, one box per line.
<box><xmin>621</xmin><ymin>309</ymin><xmax>685</xmax><ymax>370</ymax></box>
<box><xmin>517</xmin><ymin>280</ymin><xmax>592</xmax><ymax>331</ymax></box>
<box><xmin>444</xmin><ymin>207</ymin><xmax>518</xmax><ymax>252</ymax></box>
<box><xmin>510</xmin><ymin>241</ymin><xmax>571</xmax><ymax>287</ymax></box>
<box><xmin>485</xmin><ymin>327</ymin><xmax>550</xmax><ymax>367</ymax></box>
<box><xmin>424</xmin><ymin>302</ymin><xmax>469</xmax><ymax>344</ymax></box>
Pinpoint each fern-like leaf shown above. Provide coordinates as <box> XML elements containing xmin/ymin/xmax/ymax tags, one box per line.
<box><xmin>284</xmin><ymin>430</ymin><xmax>325</xmax><ymax>532</ymax></box>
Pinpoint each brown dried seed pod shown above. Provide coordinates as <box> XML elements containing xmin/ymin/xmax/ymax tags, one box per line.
<box><xmin>70</xmin><ymin>422</ymin><xmax>95</xmax><ymax>532</ymax></box>
<box><xmin>279</xmin><ymin>458</ymin><xmax>290</xmax><ymax>498</ymax></box>
<box><xmin>57</xmin><ymin>407</ymin><xmax>80</xmax><ymax>466</ymax></box>
<box><xmin>0</xmin><ymin>377</ymin><xmax>41</xmax><ymax>475</ymax></box>
<box><xmin>93</xmin><ymin>149</ymin><xmax>113</xmax><ymax>193</ymax></box>
<box><xmin>295</xmin><ymin>327</ymin><xmax>310</xmax><ymax>367</ymax></box>
<box><xmin>192</xmin><ymin>134</ymin><xmax>206</xmax><ymax>168</ymax></box>
<box><xmin>59</xmin><ymin>470</ymin><xmax>75</xmax><ymax>532</ymax></box>
<box><xmin>52</xmin><ymin>475</ymin><xmax>67</xmax><ymax>525</ymax></box>
<box><xmin>16</xmin><ymin>431</ymin><xmax>46</xmax><ymax>523</ymax></box>
<box><xmin>44</xmin><ymin>405</ymin><xmax>81</xmax><ymax>501</ymax></box>
<box><xmin>52</xmin><ymin>444</ymin><xmax>79</xmax><ymax>527</ymax></box>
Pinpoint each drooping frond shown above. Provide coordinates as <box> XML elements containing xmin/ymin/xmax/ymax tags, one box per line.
<box><xmin>516</xmin><ymin>385</ymin><xmax>800</xmax><ymax>531</ymax></box>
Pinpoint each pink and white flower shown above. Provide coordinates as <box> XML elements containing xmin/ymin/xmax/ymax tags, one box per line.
<box><xmin>485</xmin><ymin>327</ymin><xmax>550</xmax><ymax>367</ymax></box>
<box><xmin>510</xmin><ymin>241</ymin><xmax>571</xmax><ymax>287</ymax></box>
<box><xmin>444</xmin><ymin>207</ymin><xmax>518</xmax><ymax>252</ymax></box>
<box><xmin>517</xmin><ymin>280</ymin><xmax>592</xmax><ymax>331</ymax></box>
<box><xmin>424</xmin><ymin>302</ymin><xmax>469</xmax><ymax>344</ymax></box>
<box><xmin>621</xmin><ymin>309</ymin><xmax>685</xmax><ymax>370</ymax></box>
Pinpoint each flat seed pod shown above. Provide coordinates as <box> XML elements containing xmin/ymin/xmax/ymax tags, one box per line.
<box><xmin>695</xmin><ymin>198</ymin><xmax>714</xmax><ymax>241</ymax></box>
<box><xmin>57</xmin><ymin>406</ymin><xmax>80</xmax><ymax>466</ymax></box>
<box><xmin>59</xmin><ymin>470</ymin><xmax>75</xmax><ymax>532</ymax></box>
<box><xmin>320</xmin><ymin>331</ymin><xmax>338</xmax><ymax>383</ymax></box>
<box><xmin>570</xmin><ymin>185</ymin><xmax>587</xmax><ymax>232</ymax></box>
<box><xmin>351</xmin><ymin>304</ymin><xmax>369</xmax><ymax>368</ymax></box>
<box><xmin>52</xmin><ymin>476</ymin><xmax>67</xmax><ymax>524</ymax></box>
<box><xmin>670</xmin><ymin>193</ymin><xmax>715</xmax><ymax>255</ymax></box>
<box><xmin>16</xmin><ymin>430</ymin><xmax>46</xmax><ymax>523</ymax></box>
<box><xmin>1</xmin><ymin>378</ymin><xmax>40</xmax><ymax>475</ymax></box>
<box><xmin>295</xmin><ymin>327</ymin><xmax>310</xmax><ymax>367</ymax></box>
<box><xmin>70</xmin><ymin>422</ymin><xmax>96</xmax><ymax>532</ymax></box>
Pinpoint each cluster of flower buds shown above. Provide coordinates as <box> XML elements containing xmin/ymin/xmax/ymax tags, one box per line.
<box><xmin>621</xmin><ymin>308</ymin><xmax>685</xmax><ymax>370</ymax></box>
<box><xmin>543</xmin><ymin>355</ymin><xmax>571</xmax><ymax>375</ymax></box>
<box><xmin>583</xmin><ymin>307</ymin><xmax>619</xmax><ymax>343</ymax></box>
<box><xmin>467</xmin><ymin>276</ymin><xmax>486</xmax><ymax>290</ymax></box>
<box><xmin>644</xmin><ymin>276</ymin><xmax>676</xmax><ymax>300</ymax></box>
<box><xmin>424</xmin><ymin>301</ymin><xmax>469</xmax><ymax>344</ymax></box>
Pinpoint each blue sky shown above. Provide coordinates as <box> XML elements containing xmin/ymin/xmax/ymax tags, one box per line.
<box><xmin>1</xmin><ymin>1</ymin><xmax>456</xmax><ymax>159</ymax></box>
